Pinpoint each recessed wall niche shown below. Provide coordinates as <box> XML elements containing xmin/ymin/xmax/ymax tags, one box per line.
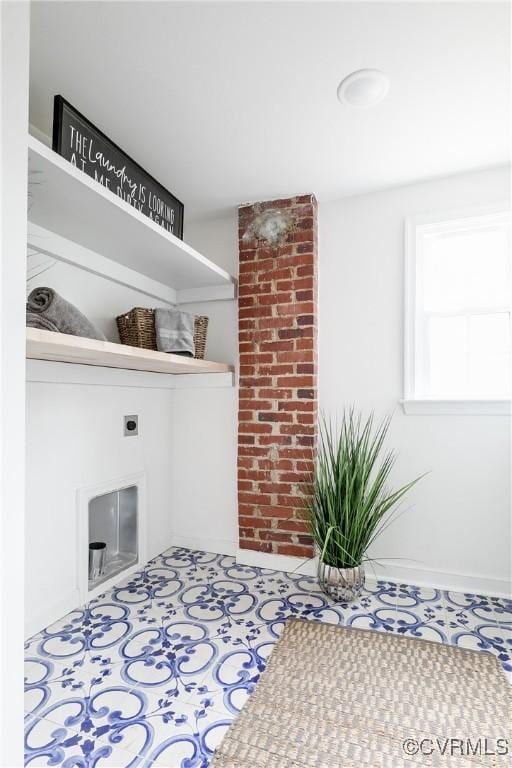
<box><xmin>88</xmin><ymin>485</ymin><xmax>138</xmax><ymax>589</ymax></box>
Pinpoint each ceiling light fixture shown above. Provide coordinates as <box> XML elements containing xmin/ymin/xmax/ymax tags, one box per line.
<box><xmin>337</xmin><ymin>69</ymin><xmax>390</xmax><ymax>108</ymax></box>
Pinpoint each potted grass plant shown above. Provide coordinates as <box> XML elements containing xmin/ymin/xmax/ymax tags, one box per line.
<box><xmin>309</xmin><ymin>410</ymin><xmax>423</xmax><ymax>602</ymax></box>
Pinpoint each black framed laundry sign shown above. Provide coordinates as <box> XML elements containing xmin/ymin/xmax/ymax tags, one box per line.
<box><xmin>52</xmin><ymin>96</ymin><xmax>184</xmax><ymax>239</ymax></box>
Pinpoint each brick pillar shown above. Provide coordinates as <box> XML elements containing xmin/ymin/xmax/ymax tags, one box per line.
<box><xmin>237</xmin><ymin>195</ymin><xmax>317</xmax><ymax>558</ymax></box>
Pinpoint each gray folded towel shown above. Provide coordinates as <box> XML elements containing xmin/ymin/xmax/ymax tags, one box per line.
<box><xmin>26</xmin><ymin>287</ymin><xmax>106</xmax><ymax>341</ymax></box>
<box><xmin>155</xmin><ymin>307</ymin><xmax>195</xmax><ymax>357</ymax></box>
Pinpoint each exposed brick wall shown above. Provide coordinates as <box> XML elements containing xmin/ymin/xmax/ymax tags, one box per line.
<box><xmin>237</xmin><ymin>195</ymin><xmax>317</xmax><ymax>558</ymax></box>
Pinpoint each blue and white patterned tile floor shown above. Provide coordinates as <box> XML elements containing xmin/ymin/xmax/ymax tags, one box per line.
<box><xmin>25</xmin><ymin>546</ymin><xmax>512</xmax><ymax>767</ymax></box>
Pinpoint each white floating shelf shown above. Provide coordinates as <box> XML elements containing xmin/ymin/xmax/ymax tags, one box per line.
<box><xmin>28</xmin><ymin>135</ymin><xmax>237</xmax><ymax>301</ymax></box>
<box><xmin>26</xmin><ymin>328</ymin><xmax>234</xmax><ymax>376</ymax></box>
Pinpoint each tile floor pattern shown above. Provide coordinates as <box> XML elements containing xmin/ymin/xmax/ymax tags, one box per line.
<box><xmin>25</xmin><ymin>547</ymin><xmax>512</xmax><ymax>767</ymax></box>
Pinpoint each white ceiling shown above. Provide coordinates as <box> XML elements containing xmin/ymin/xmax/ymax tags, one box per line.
<box><xmin>29</xmin><ymin>1</ymin><xmax>510</xmax><ymax>224</ymax></box>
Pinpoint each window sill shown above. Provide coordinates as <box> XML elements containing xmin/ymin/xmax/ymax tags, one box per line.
<box><xmin>400</xmin><ymin>399</ymin><xmax>511</xmax><ymax>415</ymax></box>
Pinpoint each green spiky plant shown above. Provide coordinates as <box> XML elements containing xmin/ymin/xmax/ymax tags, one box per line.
<box><xmin>309</xmin><ymin>410</ymin><xmax>423</xmax><ymax>570</ymax></box>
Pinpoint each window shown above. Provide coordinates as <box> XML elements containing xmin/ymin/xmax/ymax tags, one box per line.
<box><xmin>404</xmin><ymin>206</ymin><xmax>511</xmax><ymax>414</ymax></box>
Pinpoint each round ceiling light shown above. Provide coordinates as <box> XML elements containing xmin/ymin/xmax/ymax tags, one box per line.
<box><xmin>337</xmin><ymin>69</ymin><xmax>390</xmax><ymax>108</ymax></box>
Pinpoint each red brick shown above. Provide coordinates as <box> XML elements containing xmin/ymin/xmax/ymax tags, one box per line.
<box><xmin>281</xmin><ymin>424</ymin><xmax>315</xmax><ymax>436</ymax></box>
<box><xmin>239</xmin><ymin>319</ymin><xmax>256</xmax><ymax>331</ymax></box>
<box><xmin>259</xmin><ymin>483</ymin><xmax>292</xmax><ymax>495</ymax></box>
<box><xmin>238</xmin><ymin>435</ymin><xmax>256</xmax><ymax>445</ymax></box>
<box><xmin>258</xmin><ymin>388</ymin><xmax>293</xmax><ymax>399</ymax></box>
<box><xmin>296</xmin><ymin>338</ymin><xmax>314</xmax><ymax>350</ymax></box>
<box><xmin>277</xmin><ymin>376</ymin><xmax>315</xmax><ymax>388</ymax></box>
<box><xmin>276</xmin><ymin>278</ymin><xmax>312</xmax><ymax>292</ymax></box>
<box><xmin>260</xmin><ymin>459</ymin><xmax>294</xmax><ymax>471</ymax></box>
<box><xmin>238</xmin><ymin>468</ymin><xmax>268</xmax><ymax>481</ymax></box>
<box><xmin>238</xmin><ymin>445</ymin><xmax>269</xmax><ymax>457</ymax></box>
<box><xmin>276</xmin><ymin>302</ymin><xmax>314</xmax><ymax>317</ymax></box>
<box><xmin>279</xmin><ymin>447</ymin><xmax>314</xmax><ymax>460</ymax></box>
<box><xmin>258</xmin><ymin>530</ymin><xmax>295</xmax><ymax>543</ymax></box>
<box><xmin>277</xmin><ymin>329</ymin><xmax>303</xmax><ymax>341</ymax></box>
<box><xmin>296</xmin><ymin>460</ymin><xmax>314</xmax><ymax>471</ymax></box>
<box><xmin>258</xmin><ymin>435</ymin><xmax>293</xmax><ymax>446</ymax></box>
<box><xmin>239</xmin><ymin>261</ymin><xmax>256</xmax><ymax>274</ymax></box>
<box><xmin>239</xmin><ymin>422</ymin><xmax>272</xmax><ymax>434</ymax></box>
<box><xmin>278</xmin><ymin>519</ymin><xmax>310</xmax><ymax>533</ymax></box>
<box><xmin>238</xmin><ymin>492</ymin><xmax>272</xmax><ymax>505</ymax></box>
<box><xmin>275</xmin><ymin>543</ymin><xmax>313</xmax><ymax>558</ymax></box>
<box><xmin>258</xmin><ymin>365</ymin><xmax>294</xmax><ymax>377</ymax></box>
<box><xmin>296</xmin><ymin>290</ymin><xmax>313</xmax><ymax>302</ymax></box>
<box><xmin>258</xmin><ymin>316</ymin><xmax>295</xmax><ymax>330</ymax></box>
<box><xmin>257</xmin><ymin>269</ymin><xmax>293</xmax><ymax>284</ymax></box>
<box><xmin>239</xmin><ymin>516</ymin><xmax>272</xmax><ymax>529</ymax></box>
<box><xmin>238</xmin><ymin>282</ymin><xmax>271</xmax><ymax>297</ymax></box>
<box><xmin>297</xmin><ymin>265</ymin><xmax>314</xmax><ymax>277</ymax></box>
<box><xmin>238</xmin><ymin>503</ymin><xmax>256</xmax><ymax>516</ymax></box>
<box><xmin>239</xmin><ymin>399</ymin><xmax>273</xmax><ymax>411</ymax></box>
<box><xmin>239</xmin><ymin>377</ymin><xmax>272</xmax><ymax>388</ymax></box>
<box><xmin>277</xmin><ymin>494</ymin><xmax>302</xmax><ymax>507</ymax></box>
<box><xmin>297</xmin><ymin>363</ymin><xmax>314</xmax><ymax>374</ymax></box>
<box><xmin>239</xmin><ymin>330</ymin><xmax>273</xmax><ymax>344</ymax></box>
<box><xmin>239</xmin><ymin>353</ymin><xmax>274</xmax><ymax>365</ymax></box>
<box><xmin>239</xmin><ymin>539</ymin><xmax>272</xmax><ymax>553</ymax></box>
<box><xmin>237</xmin><ymin>458</ymin><xmax>254</xmax><ymax>470</ymax></box>
<box><xmin>239</xmin><ymin>306</ymin><xmax>272</xmax><ymax>319</ymax></box>
<box><xmin>259</xmin><ymin>505</ymin><xmax>295</xmax><ymax>518</ymax></box>
<box><xmin>238</xmin><ymin>250</ymin><xmax>257</xmax><ymax>264</ymax></box>
<box><xmin>275</xmin><ymin>351</ymin><xmax>304</xmax><ymax>363</ymax></box>
<box><xmin>297</xmin><ymin>315</ymin><xmax>315</xmax><ymax>326</ymax></box>
<box><xmin>291</xmin><ymin>230</ymin><xmax>313</xmax><ymax>244</ymax></box>
<box><xmin>259</xmin><ymin>340</ymin><xmax>295</xmax><ymax>353</ymax></box>
<box><xmin>279</xmin><ymin>254</ymin><xmax>315</xmax><ymax>269</ymax></box>
<box><xmin>278</xmin><ymin>400</ymin><xmax>315</xmax><ymax>411</ymax></box>
<box><xmin>297</xmin><ymin>435</ymin><xmax>315</xmax><ymax>447</ymax></box>
<box><xmin>259</xmin><ymin>292</ymin><xmax>292</xmax><ymax>306</ymax></box>
<box><xmin>238</xmin><ymin>411</ymin><xmax>255</xmax><ymax>422</ymax></box>
<box><xmin>258</xmin><ymin>412</ymin><xmax>293</xmax><ymax>423</ymax></box>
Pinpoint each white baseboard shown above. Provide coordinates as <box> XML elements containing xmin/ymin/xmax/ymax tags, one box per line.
<box><xmin>235</xmin><ymin>549</ymin><xmax>510</xmax><ymax>598</ymax></box>
<box><xmin>236</xmin><ymin>548</ymin><xmax>316</xmax><ymax>576</ymax></box>
<box><xmin>366</xmin><ymin>561</ymin><xmax>511</xmax><ymax>598</ymax></box>
<box><xmin>25</xmin><ymin>588</ymin><xmax>81</xmax><ymax>641</ymax></box>
<box><xmin>171</xmin><ymin>533</ymin><xmax>238</xmax><ymax>558</ymax></box>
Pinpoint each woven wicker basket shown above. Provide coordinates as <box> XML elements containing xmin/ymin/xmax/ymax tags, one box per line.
<box><xmin>116</xmin><ymin>307</ymin><xmax>208</xmax><ymax>360</ymax></box>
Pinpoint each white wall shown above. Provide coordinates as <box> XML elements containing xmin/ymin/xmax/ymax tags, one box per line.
<box><xmin>1</xmin><ymin>2</ymin><xmax>30</xmax><ymax>763</ymax></box>
<box><xmin>27</xmin><ymin>257</ymin><xmax>172</xmax><ymax>342</ymax></box>
<box><xmin>25</xmin><ymin>371</ymin><xmax>174</xmax><ymax>635</ymax></box>
<box><xmin>173</xmin><ymin>213</ymin><xmax>239</xmax><ymax>556</ymax></box>
<box><xmin>319</xmin><ymin>166</ymin><xmax>511</xmax><ymax>596</ymax></box>
<box><xmin>25</xmin><ymin>211</ymin><xmax>239</xmax><ymax>637</ymax></box>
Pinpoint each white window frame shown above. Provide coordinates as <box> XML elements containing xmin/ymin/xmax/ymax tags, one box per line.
<box><xmin>402</xmin><ymin>203</ymin><xmax>512</xmax><ymax>415</ymax></box>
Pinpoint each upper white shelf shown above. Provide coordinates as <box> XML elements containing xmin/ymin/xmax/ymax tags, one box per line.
<box><xmin>27</xmin><ymin>135</ymin><xmax>236</xmax><ymax>300</ymax></box>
